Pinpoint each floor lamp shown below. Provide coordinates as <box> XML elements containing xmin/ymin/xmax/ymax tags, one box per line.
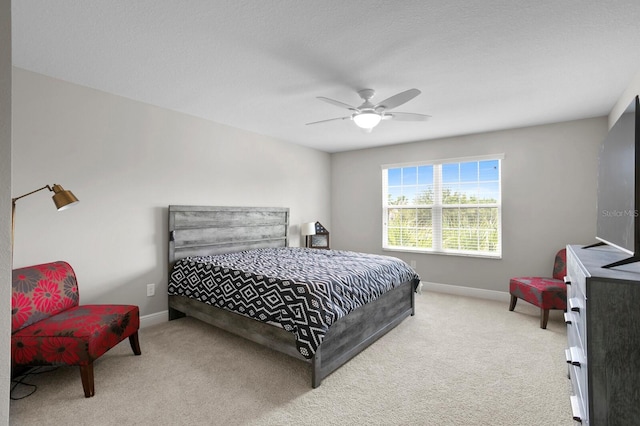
<box><xmin>11</xmin><ymin>184</ymin><xmax>79</xmax><ymax>249</ymax></box>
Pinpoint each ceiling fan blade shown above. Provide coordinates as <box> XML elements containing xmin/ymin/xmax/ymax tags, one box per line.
<box><xmin>375</xmin><ymin>89</ymin><xmax>421</xmax><ymax>111</ymax></box>
<box><xmin>384</xmin><ymin>112</ymin><xmax>431</xmax><ymax>121</ymax></box>
<box><xmin>317</xmin><ymin>96</ymin><xmax>359</xmax><ymax>111</ymax></box>
<box><xmin>306</xmin><ymin>116</ymin><xmax>351</xmax><ymax>125</ymax></box>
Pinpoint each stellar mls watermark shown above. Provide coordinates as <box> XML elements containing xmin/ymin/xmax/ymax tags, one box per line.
<box><xmin>601</xmin><ymin>209</ymin><xmax>639</xmax><ymax>217</ymax></box>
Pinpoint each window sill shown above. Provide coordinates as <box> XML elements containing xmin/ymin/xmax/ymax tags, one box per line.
<box><xmin>382</xmin><ymin>247</ymin><xmax>502</xmax><ymax>260</ymax></box>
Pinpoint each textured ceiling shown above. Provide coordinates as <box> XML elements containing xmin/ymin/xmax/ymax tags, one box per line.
<box><xmin>11</xmin><ymin>1</ymin><xmax>640</xmax><ymax>153</ymax></box>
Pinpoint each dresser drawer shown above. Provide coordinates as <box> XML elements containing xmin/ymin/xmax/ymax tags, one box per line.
<box><xmin>566</xmin><ymin>250</ymin><xmax>588</xmax><ymax>299</ymax></box>
<box><xmin>565</xmin><ymin>312</ymin><xmax>583</xmax><ymax>350</ymax></box>
<box><xmin>567</xmin><ymin>297</ymin><xmax>587</xmax><ymax>347</ymax></box>
<box><xmin>568</xmin><ymin>359</ymin><xmax>588</xmax><ymax>424</ymax></box>
<box><xmin>565</xmin><ymin>259</ymin><xmax>587</xmax><ymax>347</ymax></box>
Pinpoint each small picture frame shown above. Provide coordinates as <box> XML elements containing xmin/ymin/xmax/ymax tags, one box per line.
<box><xmin>307</xmin><ymin>222</ymin><xmax>330</xmax><ymax>249</ymax></box>
<box><xmin>310</xmin><ymin>233</ymin><xmax>329</xmax><ymax>249</ymax></box>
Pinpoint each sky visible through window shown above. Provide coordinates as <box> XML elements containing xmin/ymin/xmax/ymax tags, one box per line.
<box><xmin>387</xmin><ymin>160</ymin><xmax>499</xmax><ymax>205</ymax></box>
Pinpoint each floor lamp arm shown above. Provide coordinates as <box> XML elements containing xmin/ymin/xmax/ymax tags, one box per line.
<box><xmin>11</xmin><ymin>185</ymin><xmax>53</xmax><ymax>249</ymax></box>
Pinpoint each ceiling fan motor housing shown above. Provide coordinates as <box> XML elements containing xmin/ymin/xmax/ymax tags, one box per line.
<box><xmin>357</xmin><ymin>88</ymin><xmax>376</xmax><ymax>102</ymax></box>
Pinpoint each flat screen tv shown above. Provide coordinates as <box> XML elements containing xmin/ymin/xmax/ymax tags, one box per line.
<box><xmin>590</xmin><ymin>95</ymin><xmax>640</xmax><ymax>268</ymax></box>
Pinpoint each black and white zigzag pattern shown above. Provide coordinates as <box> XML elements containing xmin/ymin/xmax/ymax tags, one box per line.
<box><xmin>168</xmin><ymin>247</ymin><xmax>420</xmax><ymax>359</ymax></box>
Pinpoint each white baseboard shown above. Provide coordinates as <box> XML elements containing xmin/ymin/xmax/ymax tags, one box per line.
<box><xmin>421</xmin><ymin>281</ymin><xmax>511</xmax><ymax>303</ymax></box>
<box><xmin>140</xmin><ymin>310</ymin><xmax>168</xmax><ymax>329</ymax></box>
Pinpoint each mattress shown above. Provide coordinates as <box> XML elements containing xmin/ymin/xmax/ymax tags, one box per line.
<box><xmin>168</xmin><ymin>247</ymin><xmax>420</xmax><ymax>358</ymax></box>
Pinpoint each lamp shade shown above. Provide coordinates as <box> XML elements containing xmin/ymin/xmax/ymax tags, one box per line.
<box><xmin>51</xmin><ymin>184</ymin><xmax>79</xmax><ymax>211</ymax></box>
<box><xmin>301</xmin><ymin>222</ymin><xmax>317</xmax><ymax>236</ymax></box>
<box><xmin>353</xmin><ymin>112</ymin><xmax>382</xmax><ymax>129</ymax></box>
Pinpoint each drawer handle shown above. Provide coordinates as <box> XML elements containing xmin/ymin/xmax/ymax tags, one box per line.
<box><xmin>570</xmin><ymin>395</ymin><xmax>583</xmax><ymax>423</ymax></box>
<box><xmin>569</xmin><ymin>298</ymin><xmax>583</xmax><ymax>313</ymax></box>
<box><xmin>565</xmin><ymin>348</ymin><xmax>572</xmax><ymax>364</ymax></box>
<box><xmin>569</xmin><ymin>346</ymin><xmax>584</xmax><ymax>367</ymax></box>
<box><xmin>564</xmin><ymin>276</ymin><xmax>571</xmax><ymax>285</ymax></box>
<box><xmin>564</xmin><ymin>312</ymin><xmax>573</xmax><ymax>324</ymax></box>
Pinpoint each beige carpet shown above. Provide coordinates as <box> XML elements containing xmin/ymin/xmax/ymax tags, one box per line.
<box><xmin>10</xmin><ymin>291</ymin><xmax>573</xmax><ymax>426</ymax></box>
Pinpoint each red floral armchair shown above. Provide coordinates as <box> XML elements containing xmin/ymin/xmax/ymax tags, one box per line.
<box><xmin>11</xmin><ymin>261</ymin><xmax>141</xmax><ymax>397</ymax></box>
<box><xmin>508</xmin><ymin>249</ymin><xmax>567</xmax><ymax>329</ymax></box>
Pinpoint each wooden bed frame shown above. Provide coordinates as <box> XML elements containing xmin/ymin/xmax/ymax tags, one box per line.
<box><xmin>167</xmin><ymin>205</ymin><xmax>416</xmax><ymax>388</ymax></box>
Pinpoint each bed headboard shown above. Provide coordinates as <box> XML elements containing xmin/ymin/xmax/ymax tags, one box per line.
<box><xmin>168</xmin><ymin>205</ymin><xmax>289</xmax><ymax>264</ymax></box>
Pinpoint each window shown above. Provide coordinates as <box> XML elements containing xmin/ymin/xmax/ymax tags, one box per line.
<box><xmin>382</xmin><ymin>155</ymin><xmax>502</xmax><ymax>258</ymax></box>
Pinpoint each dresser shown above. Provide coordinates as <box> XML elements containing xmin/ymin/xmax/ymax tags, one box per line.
<box><xmin>565</xmin><ymin>244</ymin><xmax>640</xmax><ymax>425</ymax></box>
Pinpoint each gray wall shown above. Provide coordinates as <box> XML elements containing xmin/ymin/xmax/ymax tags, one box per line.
<box><xmin>331</xmin><ymin>117</ymin><xmax>607</xmax><ymax>294</ymax></box>
<box><xmin>11</xmin><ymin>69</ymin><xmax>331</xmax><ymax>319</ymax></box>
<box><xmin>1</xmin><ymin>0</ymin><xmax>11</xmax><ymax>422</ymax></box>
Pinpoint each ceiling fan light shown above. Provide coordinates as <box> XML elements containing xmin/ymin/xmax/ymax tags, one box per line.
<box><xmin>353</xmin><ymin>112</ymin><xmax>382</xmax><ymax>129</ymax></box>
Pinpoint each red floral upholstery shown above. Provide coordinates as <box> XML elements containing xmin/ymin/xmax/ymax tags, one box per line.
<box><xmin>12</xmin><ymin>261</ymin><xmax>79</xmax><ymax>332</ymax></box>
<box><xmin>509</xmin><ymin>249</ymin><xmax>567</xmax><ymax>329</ymax></box>
<box><xmin>11</xmin><ymin>261</ymin><xmax>141</xmax><ymax>397</ymax></box>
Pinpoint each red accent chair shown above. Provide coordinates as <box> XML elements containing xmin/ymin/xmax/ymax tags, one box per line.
<box><xmin>508</xmin><ymin>249</ymin><xmax>567</xmax><ymax>329</ymax></box>
<box><xmin>11</xmin><ymin>261</ymin><xmax>141</xmax><ymax>397</ymax></box>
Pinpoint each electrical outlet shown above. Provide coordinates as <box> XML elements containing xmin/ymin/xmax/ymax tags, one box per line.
<box><xmin>146</xmin><ymin>283</ymin><xmax>155</xmax><ymax>297</ymax></box>
<box><xmin>410</xmin><ymin>260</ymin><xmax>416</xmax><ymax>268</ymax></box>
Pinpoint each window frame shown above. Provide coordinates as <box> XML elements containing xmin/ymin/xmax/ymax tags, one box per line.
<box><xmin>382</xmin><ymin>154</ymin><xmax>503</xmax><ymax>259</ymax></box>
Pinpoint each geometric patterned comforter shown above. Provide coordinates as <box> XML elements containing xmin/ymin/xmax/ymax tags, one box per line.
<box><xmin>168</xmin><ymin>247</ymin><xmax>420</xmax><ymax>359</ymax></box>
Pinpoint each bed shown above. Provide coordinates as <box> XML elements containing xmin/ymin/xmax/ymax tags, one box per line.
<box><xmin>167</xmin><ymin>205</ymin><xmax>420</xmax><ymax>387</ymax></box>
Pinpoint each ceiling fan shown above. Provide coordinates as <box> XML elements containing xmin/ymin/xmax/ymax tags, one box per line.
<box><xmin>306</xmin><ymin>88</ymin><xmax>431</xmax><ymax>132</ymax></box>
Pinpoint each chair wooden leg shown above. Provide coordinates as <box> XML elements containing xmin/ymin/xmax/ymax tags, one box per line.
<box><xmin>79</xmin><ymin>363</ymin><xmax>95</xmax><ymax>398</ymax></box>
<box><xmin>509</xmin><ymin>295</ymin><xmax>518</xmax><ymax>311</ymax></box>
<box><xmin>540</xmin><ymin>309</ymin><xmax>550</xmax><ymax>329</ymax></box>
<box><xmin>129</xmin><ymin>332</ymin><xmax>141</xmax><ymax>356</ymax></box>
